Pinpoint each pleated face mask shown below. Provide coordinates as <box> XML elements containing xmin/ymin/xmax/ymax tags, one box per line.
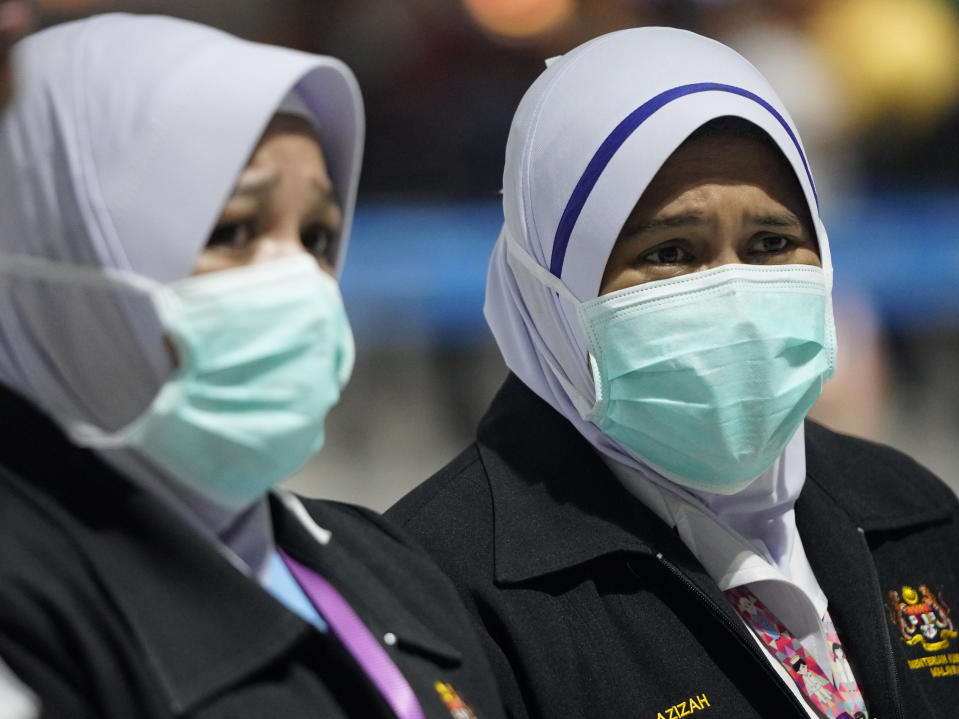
<box><xmin>2</xmin><ymin>252</ymin><xmax>354</xmax><ymax>509</ymax></box>
<box><xmin>506</xmin><ymin>238</ymin><xmax>836</xmax><ymax>494</ymax></box>
<box><xmin>580</xmin><ymin>264</ymin><xmax>836</xmax><ymax>494</ymax></box>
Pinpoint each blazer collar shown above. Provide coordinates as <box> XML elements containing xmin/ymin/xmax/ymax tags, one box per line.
<box><xmin>798</xmin><ymin>422</ymin><xmax>956</xmax><ymax>719</ymax></box>
<box><xmin>795</xmin><ymin>425</ymin><xmax>958</xmax><ymax>719</ymax></box>
<box><xmin>803</xmin><ymin>420</ymin><xmax>954</xmax><ymax>532</ymax></box>
<box><xmin>72</xmin><ymin>483</ymin><xmax>460</xmax><ymax>714</ymax></box>
<box><xmin>272</xmin><ymin>495</ymin><xmax>462</xmax><ymax>667</ymax></box>
<box><xmin>476</xmin><ymin>376</ymin><xmax>757</xmax><ymax>656</ymax></box>
<box><xmin>478</xmin><ymin>375</ymin><xmax>671</xmax><ymax>585</ymax></box>
<box><xmin>3</xmin><ymin>469</ymin><xmax>308</xmax><ymax>714</ymax></box>
<box><xmin>2</xmin><ymin>386</ymin><xmax>308</xmax><ymax>713</ymax></box>
<box><xmin>478</xmin><ymin>377</ymin><xmax>954</xmax><ymax>586</ymax></box>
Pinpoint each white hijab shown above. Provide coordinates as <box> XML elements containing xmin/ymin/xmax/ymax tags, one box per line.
<box><xmin>485</xmin><ymin>27</ymin><xmax>835</xmax><ymax>572</ymax></box>
<box><xmin>0</xmin><ymin>14</ymin><xmax>363</xmax><ymax>570</ymax></box>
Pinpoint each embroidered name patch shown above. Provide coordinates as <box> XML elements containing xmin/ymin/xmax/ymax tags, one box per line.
<box><xmin>656</xmin><ymin>693</ymin><xmax>710</xmax><ymax>718</ymax></box>
<box><xmin>905</xmin><ymin>652</ymin><xmax>959</xmax><ymax>678</ymax></box>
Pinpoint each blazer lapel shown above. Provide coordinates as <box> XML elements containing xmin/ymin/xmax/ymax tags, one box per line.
<box><xmin>798</xmin><ymin>464</ymin><xmax>904</xmax><ymax>719</ymax></box>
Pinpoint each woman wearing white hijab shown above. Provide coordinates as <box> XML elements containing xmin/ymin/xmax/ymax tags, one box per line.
<box><xmin>388</xmin><ymin>27</ymin><xmax>959</xmax><ymax>719</ymax></box>
<box><xmin>0</xmin><ymin>14</ymin><xmax>504</xmax><ymax>718</ymax></box>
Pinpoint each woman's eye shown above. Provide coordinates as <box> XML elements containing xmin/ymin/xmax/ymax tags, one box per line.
<box><xmin>207</xmin><ymin>221</ymin><xmax>254</xmax><ymax>249</ymax></box>
<box><xmin>753</xmin><ymin>235</ymin><xmax>791</xmax><ymax>254</ymax></box>
<box><xmin>642</xmin><ymin>244</ymin><xmax>690</xmax><ymax>264</ymax></box>
<box><xmin>300</xmin><ymin>223</ymin><xmax>335</xmax><ymax>259</ymax></box>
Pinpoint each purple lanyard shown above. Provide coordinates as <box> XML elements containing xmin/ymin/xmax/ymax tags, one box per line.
<box><xmin>279</xmin><ymin>549</ymin><xmax>426</xmax><ymax>719</ymax></box>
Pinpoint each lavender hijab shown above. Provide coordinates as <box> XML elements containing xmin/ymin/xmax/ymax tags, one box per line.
<box><xmin>485</xmin><ymin>27</ymin><xmax>836</xmax><ymax>572</ymax></box>
<box><xmin>0</xmin><ymin>14</ymin><xmax>363</xmax><ymax>569</ymax></box>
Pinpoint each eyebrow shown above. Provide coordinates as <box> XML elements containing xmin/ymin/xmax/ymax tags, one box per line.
<box><xmin>230</xmin><ymin>172</ymin><xmax>280</xmax><ymax>198</ymax></box>
<box><xmin>749</xmin><ymin>211</ymin><xmax>802</xmax><ymax>228</ymax></box>
<box><xmin>626</xmin><ymin>213</ymin><xmax>706</xmax><ymax>234</ymax></box>
<box><xmin>625</xmin><ymin>210</ymin><xmax>803</xmax><ymax>235</ymax></box>
<box><xmin>228</xmin><ymin>174</ymin><xmax>339</xmax><ymax>216</ymax></box>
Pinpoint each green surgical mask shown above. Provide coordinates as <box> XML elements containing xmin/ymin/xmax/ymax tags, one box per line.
<box><xmin>579</xmin><ymin>264</ymin><xmax>836</xmax><ymax>494</ymax></box>
<box><xmin>70</xmin><ymin>254</ymin><xmax>354</xmax><ymax>508</ymax></box>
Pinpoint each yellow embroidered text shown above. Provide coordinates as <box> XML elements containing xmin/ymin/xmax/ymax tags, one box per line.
<box><xmin>906</xmin><ymin>651</ymin><xmax>959</xmax><ymax>678</ymax></box>
<box><xmin>657</xmin><ymin>693</ymin><xmax>710</xmax><ymax>719</ymax></box>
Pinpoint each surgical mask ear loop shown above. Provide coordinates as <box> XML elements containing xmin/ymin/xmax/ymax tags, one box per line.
<box><xmin>0</xmin><ymin>251</ymin><xmax>170</xmax><ymax>447</ymax></box>
<box><xmin>68</xmin><ymin>420</ymin><xmax>135</xmax><ymax>448</ymax></box>
<box><xmin>502</xmin><ymin>233</ymin><xmax>595</xmax><ymax>418</ymax></box>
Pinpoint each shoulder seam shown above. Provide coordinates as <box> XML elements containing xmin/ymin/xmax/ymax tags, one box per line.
<box><xmin>391</xmin><ymin>446</ymin><xmax>486</xmax><ymax>529</ymax></box>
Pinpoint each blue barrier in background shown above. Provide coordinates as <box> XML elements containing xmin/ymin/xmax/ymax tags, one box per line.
<box><xmin>341</xmin><ymin>195</ymin><xmax>959</xmax><ymax>346</ymax></box>
<box><xmin>825</xmin><ymin>195</ymin><xmax>959</xmax><ymax>330</ymax></box>
<box><xmin>341</xmin><ymin>201</ymin><xmax>500</xmax><ymax>345</ymax></box>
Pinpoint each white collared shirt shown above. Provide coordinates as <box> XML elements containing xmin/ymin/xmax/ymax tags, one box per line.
<box><xmin>0</xmin><ymin>657</ymin><xmax>39</xmax><ymax>719</ymax></box>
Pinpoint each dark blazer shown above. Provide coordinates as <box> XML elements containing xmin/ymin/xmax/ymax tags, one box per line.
<box><xmin>387</xmin><ymin>375</ymin><xmax>959</xmax><ymax>719</ymax></box>
<box><xmin>0</xmin><ymin>385</ymin><xmax>505</xmax><ymax>719</ymax></box>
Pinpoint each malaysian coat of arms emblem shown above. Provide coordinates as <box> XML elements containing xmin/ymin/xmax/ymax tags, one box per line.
<box><xmin>434</xmin><ymin>681</ymin><xmax>478</xmax><ymax>719</ymax></box>
<box><xmin>887</xmin><ymin>585</ymin><xmax>958</xmax><ymax>652</ymax></box>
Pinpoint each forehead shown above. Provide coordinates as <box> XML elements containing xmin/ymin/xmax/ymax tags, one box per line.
<box><xmin>630</xmin><ymin>131</ymin><xmax>810</xmax><ymax>221</ymax></box>
<box><xmin>247</xmin><ymin>114</ymin><xmax>328</xmax><ymax>168</ymax></box>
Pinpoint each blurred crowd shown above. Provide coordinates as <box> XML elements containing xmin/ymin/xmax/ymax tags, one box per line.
<box><xmin>35</xmin><ymin>0</ymin><xmax>959</xmax><ymax>196</ymax></box>
<box><xmin>27</xmin><ymin>0</ymin><xmax>959</xmax><ymax>506</ymax></box>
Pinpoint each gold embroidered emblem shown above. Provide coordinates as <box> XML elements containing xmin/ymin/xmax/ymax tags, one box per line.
<box><xmin>434</xmin><ymin>681</ymin><xmax>478</xmax><ymax>719</ymax></box>
<box><xmin>887</xmin><ymin>585</ymin><xmax>958</xmax><ymax>652</ymax></box>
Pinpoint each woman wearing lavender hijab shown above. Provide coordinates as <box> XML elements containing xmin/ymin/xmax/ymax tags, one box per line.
<box><xmin>388</xmin><ymin>27</ymin><xmax>959</xmax><ymax>719</ymax></box>
<box><xmin>0</xmin><ymin>14</ymin><xmax>504</xmax><ymax>718</ymax></box>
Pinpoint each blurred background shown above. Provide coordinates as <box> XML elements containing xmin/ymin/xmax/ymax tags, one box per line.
<box><xmin>35</xmin><ymin>0</ymin><xmax>959</xmax><ymax>508</ymax></box>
